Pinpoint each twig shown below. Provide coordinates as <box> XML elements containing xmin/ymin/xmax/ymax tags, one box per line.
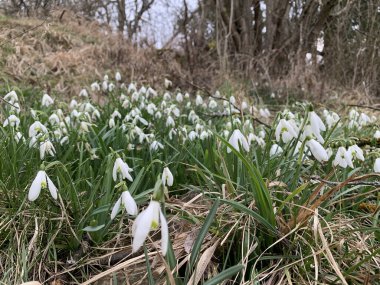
<box><xmin>0</xmin><ymin>97</ymin><xmax>20</xmax><ymax>109</ymax></box>
<box><xmin>347</xmin><ymin>104</ymin><xmax>380</xmax><ymax>112</ymax></box>
<box><xmin>310</xmin><ymin>175</ymin><xmax>380</xmax><ymax>187</ymax></box>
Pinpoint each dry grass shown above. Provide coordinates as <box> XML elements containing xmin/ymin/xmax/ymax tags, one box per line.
<box><xmin>0</xmin><ymin>10</ymin><xmax>182</xmax><ymax>97</ymax></box>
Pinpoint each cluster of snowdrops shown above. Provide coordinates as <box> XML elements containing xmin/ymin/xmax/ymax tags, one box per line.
<box><xmin>2</xmin><ymin>72</ymin><xmax>380</xmax><ymax>257</ymax></box>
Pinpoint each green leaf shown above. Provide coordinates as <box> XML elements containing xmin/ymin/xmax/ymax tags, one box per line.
<box><xmin>203</xmin><ymin>264</ymin><xmax>243</xmax><ymax>285</ymax></box>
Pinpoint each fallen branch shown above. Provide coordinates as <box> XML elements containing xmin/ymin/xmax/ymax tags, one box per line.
<box><xmin>310</xmin><ymin>175</ymin><xmax>380</xmax><ymax>187</ymax></box>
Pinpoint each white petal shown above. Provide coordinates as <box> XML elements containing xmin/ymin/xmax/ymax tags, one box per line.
<box><xmin>46</xmin><ymin>174</ymin><xmax>58</xmax><ymax>199</ymax></box>
<box><xmin>28</xmin><ymin>171</ymin><xmax>45</xmax><ymax>201</ymax></box>
<box><xmin>160</xmin><ymin>210</ymin><xmax>169</xmax><ymax>256</ymax></box>
<box><xmin>111</xmin><ymin>197</ymin><xmax>122</xmax><ymax>220</ymax></box>
<box><xmin>121</xmin><ymin>191</ymin><xmax>138</xmax><ymax>215</ymax></box>
<box><xmin>132</xmin><ymin>205</ymin><xmax>154</xmax><ymax>253</ymax></box>
<box><xmin>112</xmin><ymin>160</ymin><xmax>119</xmax><ymax>182</ymax></box>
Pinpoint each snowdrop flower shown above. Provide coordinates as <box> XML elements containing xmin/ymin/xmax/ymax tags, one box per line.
<box><xmin>28</xmin><ymin>170</ymin><xmax>58</xmax><ymax>201</ymax></box>
<box><xmin>29</xmin><ymin>121</ymin><xmax>48</xmax><ymax>137</ymax></box>
<box><xmin>162</xmin><ymin>167</ymin><xmax>173</xmax><ymax>187</ymax></box>
<box><xmin>176</xmin><ymin>92</ymin><xmax>183</xmax><ymax>102</ymax></box>
<box><xmin>79</xmin><ymin>121</ymin><xmax>91</xmax><ymax>133</ymax></box>
<box><xmin>359</xmin><ymin>113</ymin><xmax>371</xmax><ymax>126</ymax></box>
<box><xmin>345</xmin><ymin>144</ymin><xmax>365</xmax><ymax>168</ymax></box>
<box><xmin>3</xmin><ymin>115</ymin><xmax>20</xmax><ymax>128</ymax></box>
<box><xmin>147</xmin><ymin>87</ymin><xmax>157</xmax><ymax>98</ymax></box>
<box><xmin>111</xmin><ymin>110</ymin><xmax>122</xmax><ymax>119</ymax></box>
<box><xmin>150</xmin><ymin>140</ymin><xmax>164</xmax><ymax>151</ymax></box>
<box><xmin>4</xmin><ymin>91</ymin><xmax>18</xmax><ymax>104</ymax></box>
<box><xmin>229</xmin><ymin>96</ymin><xmax>236</xmax><ymax>105</ymax></box>
<box><xmin>275</xmin><ymin>119</ymin><xmax>298</xmax><ymax>143</ymax></box>
<box><xmin>139</xmin><ymin>86</ymin><xmax>147</xmax><ymax>94</ymax></box>
<box><xmin>168</xmin><ymin>128</ymin><xmax>177</xmax><ymax>140</ymax></box>
<box><xmin>259</xmin><ymin>108</ymin><xmax>271</xmax><ymax>118</ymax></box>
<box><xmin>184</xmin><ymin>92</ymin><xmax>190</xmax><ymax>99</ymax></box>
<box><xmin>91</xmin><ymin>82</ymin><xmax>100</xmax><ymax>91</ymax></box>
<box><xmin>108</xmin><ymin>83</ymin><xmax>115</xmax><ymax>92</ymax></box>
<box><xmin>166</xmin><ymin>116</ymin><xmax>175</xmax><ymax>128</ymax></box>
<box><xmin>270</xmin><ymin>144</ymin><xmax>283</xmax><ymax>156</ymax></box>
<box><xmin>79</xmin><ymin>89</ymin><xmax>88</xmax><ymax>98</ymax></box>
<box><xmin>132</xmin><ymin>200</ymin><xmax>169</xmax><ymax>255</ymax></box>
<box><xmin>40</xmin><ymin>140</ymin><xmax>56</xmax><ymax>160</ymax></box>
<box><xmin>14</xmin><ymin>132</ymin><xmax>25</xmax><ymax>143</ymax></box>
<box><xmin>115</xmin><ymin>72</ymin><xmax>121</xmax><ymax>82</ymax></box>
<box><xmin>309</xmin><ymin>111</ymin><xmax>326</xmax><ymax>137</ymax></box>
<box><xmin>60</xmin><ymin>136</ymin><xmax>69</xmax><ymax>145</ymax></box>
<box><xmin>109</xmin><ymin>118</ymin><xmax>116</xmax><ymax>128</ymax></box>
<box><xmin>188</xmin><ymin>130</ymin><xmax>198</xmax><ymax>141</ymax></box>
<box><xmin>69</xmin><ymin>99</ymin><xmax>78</xmax><ymax>109</ymax></box>
<box><xmin>111</xmin><ymin>191</ymin><xmax>138</xmax><ymax>219</ymax></box>
<box><xmin>324</xmin><ymin>110</ymin><xmax>340</xmax><ymax>129</ymax></box>
<box><xmin>113</xmin><ymin>158</ymin><xmax>133</xmax><ymax>182</ymax></box>
<box><xmin>42</xmin><ymin>94</ymin><xmax>54</xmax><ymax>107</ymax></box>
<box><xmin>374</xmin><ymin>158</ymin><xmax>380</xmax><ymax>172</ymax></box>
<box><xmin>163</xmin><ymin>92</ymin><xmax>171</xmax><ymax>101</ymax></box>
<box><xmin>374</xmin><ymin>131</ymin><xmax>380</xmax><ymax>139</ymax></box>
<box><xmin>241</xmin><ymin>101</ymin><xmax>248</xmax><ymax>110</ymax></box>
<box><xmin>128</xmin><ymin>83</ymin><xmax>137</xmax><ymax>93</ymax></box>
<box><xmin>49</xmin><ymin>114</ymin><xmax>60</xmax><ymax>125</ymax></box>
<box><xmin>306</xmin><ymin>139</ymin><xmax>328</xmax><ymax>162</ymax></box>
<box><xmin>195</xmin><ymin>95</ymin><xmax>203</xmax><ymax>106</ymax></box>
<box><xmin>333</xmin><ymin>147</ymin><xmax>348</xmax><ymax>168</ymax></box>
<box><xmin>102</xmin><ymin>80</ymin><xmax>108</xmax><ymax>91</ymax></box>
<box><xmin>208</xmin><ymin>99</ymin><xmax>218</xmax><ymax>109</ymax></box>
<box><xmin>164</xmin><ymin>78</ymin><xmax>172</xmax><ymax>89</ymax></box>
<box><xmin>347</xmin><ymin>145</ymin><xmax>364</xmax><ymax>161</ymax></box>
<box><xmin>227</xmin><ymin>129</ymin><xmax>249</xmax><ymax>153</ymax></box>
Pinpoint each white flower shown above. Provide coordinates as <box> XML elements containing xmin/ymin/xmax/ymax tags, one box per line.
<box><xmin>132</xmin><ymin>200</ymin><xmax>169</xmax><ymax>256</ymax></box>
<box><xmin>102</xmin><ymin>81</ymin><xmax>108</xmax><ymax>91</ymax></box>
<box><xmin>176</xmin><ymin>92</ymin><xmax>183</xmax><ymax>102</ymax></box>
<box><xmin>162</xmin><ymin>167</ymin><xmax>173</xmax><ymax>186</ymax></box>
<box><xmin>29</xmin><ymin>121</ymin><xmax>48</xmax><ymax>138</ymax></box>
<box><xmin>91</xmin><ymin>82</ymin><xmax>100</xmax><ymax>91</ymax></box>
<box><xmin>79</xmin><ymin>89</ymin><xmax>88</xmax><ymax>97</ymax></box>
<box><xmin>374</xmin><ymin>158</ymin><xmax>380</xmax><ymax>172</ymax></box>
<box><xmin>49</xmin><ymin>114</ymin><xmax>60</xmax><ymax>125</ymax></box>
<box><xmin>259</xmin><ymin>108</ymin><xmax>271</xmax><ymax>118</ymax></box>
<box><xmin>42</xmin><ymin>94</ymin><xmax>54</xmax><ymax>107</ymax></box>
<box><xmin>227</xmin><ymin>129</ymin><xmax>249</xmax><ymax>153</ymax></box>
<box><xmin>4</xmin><ymin>91</ymin><xmax>18</xmax><ymax>104</ymax></box>
<box><xmin>108</xmin><ymin>118</ymin><xmax>116</xmax><ymax>128</ymax></box>
<box><xmin>188</xmin><ymin>131</ymin><xmax>198</xmax><ymax>141</ymax></box>
<box><xmin>275</xmin><ymin>119</ymin><xmax>298</xmax><ymax>143</ymax></box>
<box><xmin>306</xmin><ymin>139</ymin><xmax>328</xmax><ymax>162</ymax></box>
<box><xmin>374</xmin><ymin>131</ymin><xmax>380</xmax><ymax>139</ymax></box>
<box><xmin>347</xmin><ymin>145</ymin><xmax>364</xmax><ymax>161</ymax></box>
<box><xmin>163</xmin><ymin>92</ymin><xmax>171</xmax><ymax>101</ymax></box>
<box><xmin>108</xmin><ymin>83</ymin><xmax>115</xmax><ymax>92</ymax></box>
<box><xmin>147</xmin><ymin>87</ymin><xmax>157</xmax><ymax>98</ymax></box>
<box><xmin>270</xmin><ymin>144</ymin><xmax>283</xmax><ymax>156</ymax></box>
<box><xmin>208</xmin><ymin>99</ymin><xmax>218</xmax><ymax>109</ymax></box>
<box><xmin>115</xmin><ymin>72</ymin><xmax>122</xmax><ymax>82</ymax></box>
<box><xmin>111</xmin><ymin>191</ymin><xmax>138</xmax><ymax>219</ymax></box>
<box><xmin>195</xmin><ymin>95</ymin><xmax>203</xmax><ymax>106</ymax></box>
<box><xmin>14</xmin><ymin>132</ymin><xmax>25</xmax><ymax>143</ymax></box>
<box><xmin>40</xmin><ymin>140</ymin><xmax>56</xmax><ymax>160</ymax></box>
<box><xmin>28</xmin><ymin>170</ymin><xmax>58</xmax><ymax>201</ymax></box>
<box><xmin>309</xmin><ymin>111</ymin><xmax>326</xmax><ymax>139</ymax></box>
<box><xmin>150</xmin><ymin>140</ymin><xmax>164</xmax><ymax>151</ymax></box>
<box><xmin>3</xmin><ymin>115</ymin><xmax>20</xmax><ymax>128</ymax></box>
<box><xmin>333</xmin><ymin>147</ymin><xmax>348</xmax><ymax>168</ymax></box>
<box><xmin>166</xmin><ymin>116</ymin><xmax>175</xmax><ymax>128</ymax></box>
<box><xmin>229</xmin><ymin>96</ymin><xmax>236</xmax><ymax>105</ymax></box>
<box><xmin>164</xmin><ymin>78</ymin><xmax>172</xmax><ymax>89</ymax></box>
<box><xmin>113</xmin><ymin>158</ymin><xmax>133</xmax><ymax>182</ymax></box>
